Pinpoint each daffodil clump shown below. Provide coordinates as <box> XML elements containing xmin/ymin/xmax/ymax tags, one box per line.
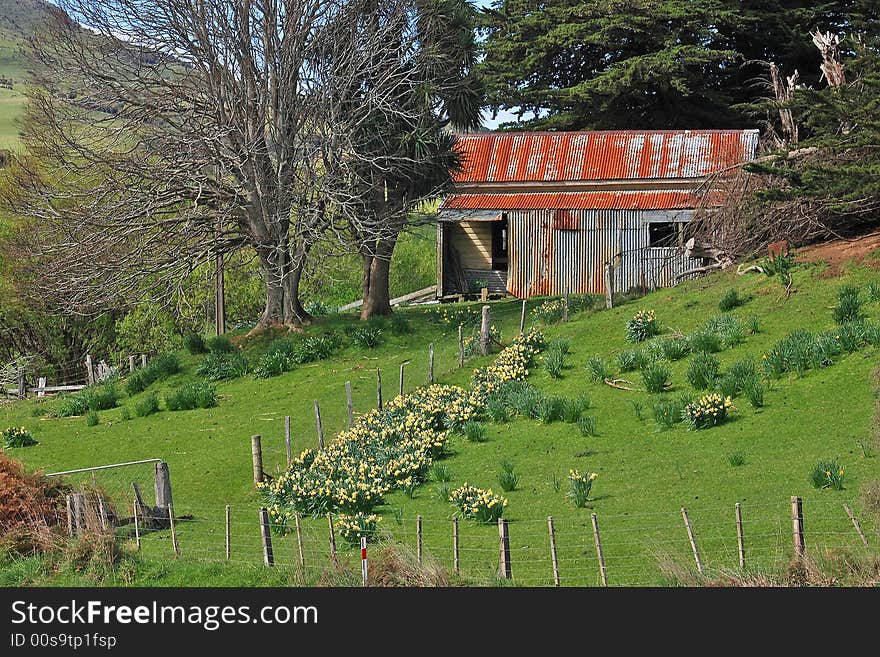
<box><xmin>334</xmin><ymin>512</ymin><xmax>382</xmax><ymax>544</ymax></box>
<box><xmin>567</xmin><ymin>469</ymin><xmax>598</xmax><ymax>508</ymax></box>
<box><xmin>449</xmin><ymin>483</ymin><xmax>508</xmax><ymax>523</ymax></box>
<box><xmin>810</xmin><ymin>459</ymin><xmax>846</xmax><ymax>490</ymax></box>
<box><xmin>682</xmin><ymin>393</ymin><xmax>733</xmax><ymax>430</ymax></box>
<box><xmin>431</xmin><ymin>305</ymin><xmax>481</xmax><ymax>328</ymax></box>
<box><xmin>531</xmin><ymin>299</ymin><xmax>566</xmax><ymax>324</ymax></box>
<box><xmin>625</xmin><ymin>309</ymin><xmax>659</xmax><ymax>342</ymax></box>
<box><xmin>1</xmin><ymin>426</ymin><xmax>37</xmax><ymax>449</ymax></box>
<box><xmin>470</xmin><ymin>328</ymin><xmax>545</xmax><ymax>406</ymax></box>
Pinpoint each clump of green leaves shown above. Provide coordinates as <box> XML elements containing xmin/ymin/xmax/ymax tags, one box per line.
<box><xmin>641</xmin><ymin>361</ymin><xmax>670</xmax><ymax>394</ymax></box>
<box><xmin>687</xmin><ymin>352</ymin><xmax>719</xmax><ymax>390</ymax></box>
<box><xmin>498</xmin><ymin>460</ymin><xmax>520</xmax><ymax>492</ymax></box>
<box><xmin>166</xmin><ymin>382</ymin><xmax>218</xmax><ymax>410</ymax></box>
<box><xmin>810</xmin><ymin>459</ymin><xmax>845</xmax><ymax>490</ymax></box>
<box><xmin>587</xmin><ymin>356</ymin><xmax>610</xmax><ymax>382</ymax></box>
<box><xmin>833</xmin><ymin>285</ymin><xmax>864</xmax><ymax>324</ymax></box>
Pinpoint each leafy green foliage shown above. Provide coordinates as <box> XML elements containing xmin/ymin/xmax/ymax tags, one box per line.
<box><xmin>125</xmin><ymin>354</ymin><xmax>181</xmax><ymax>394</ymax></box>
<box><xmin>461</xmin><ymin>420</ymin><xmax>487</xmax><ymax>443</ymax></box>
<box><xmin>498</xmin><ymin>460</ymin><xmax>520</xmax><ymax>492</ymax></box>
<box><xmin>197</xmin><ymin>351</ymin><xmax>248</xmax><ymax>381</ymax></box>
<box><xmin>85</xmin><ymin>411</ymin><xmax>99</xmax><ymax>427</ymax></box>
<box><xmin>165</xmin><ymin>382</ymin><xmax>218</xmax><ymax>411</ymax></box>
<box><xmin>810</xmin><ymin>459</ymin><xmax>845</xmax><ymax>490</ymax></box>
<box><xmin>687</xmin><ymin>352</ymin><xmax>720</xmax><ymax>390</ymax></box>
<box><xmin>652</xmin><ymin>394</ymin><xmax>691</xmax><ymax>431</ymax></box>
<box><xmin>183</xmin><ymin>334</ymin><xmax>207</xmax><ymax>355</ymax></box>
<box><xmin>640</xmin><ymin>361</ymin><xmax>670</xmax><ymax>394</ymax></box>
<box><xmin>134</xmin><ymin>392</ymin><xmax>160</xmax><ymax>417</ymax></box>
<box><xmin>833</xmin><ymin>285</ymin><xmax>865</xmax><ymax>324</ymax></box>
<box><xmin>206</xmin><ymin>335</ymin><xmax>236</xmax><ymax>354</ymax></box>
<box><xmin>616</xmin><ymin>349</ymin><xmax>645</xmax><ymax>373</ymax></box>
<box><xmin>349</xmin><ymin>327</ymin><xmax>383</xmax><ymax>349</ymax></box>
<box><xmin>586</xmin><ymin>356</ymin><xmax>610</xmax><ymax>382</ymax></box>
<box><xmin>719</xmin><ymin>289</ymin><xmax>747</xmax><ymax>312</ymax></box>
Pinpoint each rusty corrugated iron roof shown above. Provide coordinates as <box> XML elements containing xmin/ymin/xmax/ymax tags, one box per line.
<box><xmin>440</xmin><ymin>190</ymin><xmax>717</xmax><ymax>211</ymax></box>
<box><xmin>453</xmin><ymin>130</ymin><xmax>759</xmax><ymax>183</ymax></box>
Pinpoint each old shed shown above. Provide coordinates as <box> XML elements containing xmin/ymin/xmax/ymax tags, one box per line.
<box><xmin>436</xmin><ymin>130</ymin><xmax>759</xmax><ymax>299</ymax></box>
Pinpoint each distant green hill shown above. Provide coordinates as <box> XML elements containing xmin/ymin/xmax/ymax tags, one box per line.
<box><xmin>0</xmin><ymin>0</ymin><xmax>58</xmax><ymax>148</ymax></box>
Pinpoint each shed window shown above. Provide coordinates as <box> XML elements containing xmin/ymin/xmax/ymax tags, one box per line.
<box><xmin>648</xmin><ymin>222</ymin><xmax>679</xmax><ymax>247</ymax></box>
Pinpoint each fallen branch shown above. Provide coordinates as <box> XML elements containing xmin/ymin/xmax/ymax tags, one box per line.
<box><xmin>603</xmin><ymin>378</ymin><xmax>637</xmax><ymax>391</ymax></box>
<box><xmin>674</xmin><ymin>263</ymin><xmax>724</xmax><ymax>281</ymax></box>
<box><xmin>736</xmin><ymin>264</ymin><xmax>765</xmax><ymax>276</ymax></box>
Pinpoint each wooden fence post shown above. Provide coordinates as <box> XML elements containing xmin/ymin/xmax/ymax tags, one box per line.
<box><xmin>345</xmin><ymin>381</ymin><xmax>353</xmax><ymax>428</ymax></box>
<box><xmin>844</xmin><ymin>504</ymin><xmax>869</xmax><ymax>548</ymax></box>
<box><xmin>284</xmin><ymin>416</ymin><xmax>292</xmax><ymax>465</ymax></box>
<box><xmin>225</xmin><ymin>505</ymin><xmax>231</xmax><ymax>560</ymax></box>
<box><xmin>428</xmin><ymin>344</ymin><xmax>434</xmax><ymax>385</ymax></box>
<box><xmin>129</xmin><ymin>355</ymin><xmax>136</xmax><ymax>373</ymax></box>
<box><xmin>66</xmin><ymin>495</ymin><xmax>74</xmax><ymax>537</ymax></box>
<box><xmin>71</xmin><ymin>493</ymin><xmax>85</xmax><ymax>536</ymax></box>
<box><xmin>417</xmin><ymin>515</ymin><xmax>423</xmax><ymax>565</ymax></box>
<box><xmin>260</xmin><ymin>507</ymin><xmax>274</xmax><ymax>566</ymax></box>
<box><xmin>84</xmin><ymin>355</ymin><xmax>94</xmax><ymax>385</ymax></box>
<box><xmin>519</xmin><ymin>299</ymin><xmax>527</xmax><ymax>334</ymax></box>
<box><xmin>17</xmin><ymin>368</ymin><xmax>26</xmax><ymax>399</ymax></box>
<box><xmin>548</xmin><ymin>516</ymin><xmax>560</xmax><ymax>587</ymax></box>
<box><xmin>480</xmin><ymin>287</ymin><xmax>488</xmax><ymax>302</ymax></box>
<box><xmin>791</xmin><ymin>496</ymin><xmax>805</xmax><ymax>558</ymax></box>
<box><xmin>97</xmin><ymin>495</ymin><xmax>108</xmax><ymax>531</ymax></box>
<box><xmin>498</xmin><ymin>518</ymin><xmax>511</xmax><ymax>579</ymax></box>
<box><xmin>314</xmin><ymin>401</ymin><xmax>324</xmax><ymax>450</ymax></box>
<box><xmin>328</xmin><ymin>513</ymin><xmax>339</xmax><ymax>568</ymax></box>
<box><xmin>133</xmin><ymin>500</ymin><xmax>141</xmax><ymax>550</ymax></box>
<box><xmin>295</xmin><ymin>512</ymin><xmax>305</xmax><ymax>568</ymax></box>
<box><xmin>563</xmin><ymin>279</ymin><xmax>570</xmax><ymax>322</ymax></box>
<box><xmin>399</xmin><ymin>363</ymin><xmax>405</xmax><ymax>397</ymax></box>
<box><xmin>376</xmin><ymin>368</ymin><xmax>383</xmax><ymax>411</ymax></box>
<box><xmin>604</xmin><ymin>264</ymin><xmax>614</xmax><ymax>309</ymax></box>
<box><xmin>251</xmin><ymin>435</ymin><xmax>264</xmax><ymax>485</ymax></box>
<box><xmin>154</xmin><ymin>461</ymin><xmax>173</xmax><ymax>521</ymax></box>
<box><xmin>591</xmin><ymin>513</ymin><xmax>607</xmax><ymax>586</ymax></box>
<box><xmin>480</xmin><ymin>305</ymin><xmax>491</xmax><ymax>356</ymax></box>
<box><xmin>458</xmin><ymin>325</ymin><xmax>464</xmax><ymax>367</ymax></box>
<box><xmin>140</xmin><ymin>353</ymin><xmax>147</xmax><ymax>368</ymax></box>
<box><xmin>735</xmin><ymin>502</ymin><xmax>745</xmax><ymax>569</ymax></box>
<box><xmin>168</xmin><ymin>502</ymin><xmax>180</xmax><ymax>556</ymax></box>
<box><xmin>681</xmin><ymin>507</ymin><xmax>703</xmax><ymax>574</ymax></box>
<box><xmin>453</xmin><ymin>517</ymin><xmax>460</xmax><ymax>575</ymax></box>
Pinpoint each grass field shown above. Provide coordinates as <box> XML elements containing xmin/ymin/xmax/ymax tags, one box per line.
<box><xmin>3</xmin><ymin>253</ymin><xmax>880</xmax><ymax>586</ymax></box>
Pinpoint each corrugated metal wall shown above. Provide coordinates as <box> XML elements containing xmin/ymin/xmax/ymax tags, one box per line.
<box><xmin>506</xmin><ymin>210</ymin><xmax>702</xmax><ymax>297</ymax></box>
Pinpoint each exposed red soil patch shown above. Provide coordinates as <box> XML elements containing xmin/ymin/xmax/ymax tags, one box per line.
<box><xmin>795</xmin><ymin>230</ymin><xmax>880</xmax><ymax>277</ymax></box>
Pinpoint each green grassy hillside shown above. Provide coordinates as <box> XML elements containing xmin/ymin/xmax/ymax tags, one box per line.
<box><xmin>3</xmin><ymin>250</ymin><xmax>880</xmax><ymax>586</ymax></box>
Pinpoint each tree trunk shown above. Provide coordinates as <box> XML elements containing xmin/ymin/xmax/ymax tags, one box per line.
<box><xmin>254</xmin><ymin>239</ymin><xmax>310</xmax><ymax>330</ymax></box>
<box><xmin>360</xmin><ymin>235</ymin><xmax>397</xmax><ymax>319</ymax></box>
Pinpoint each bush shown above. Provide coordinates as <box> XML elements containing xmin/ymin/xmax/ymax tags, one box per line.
<box><xmin>78</xmin><ymin>383</ymin><xmax>118</xmax><ymax>412</ymax></box>
<box><xmin>703</xmin><ymin>315</ymin><xmax>746</xmax><ymax>348</ymax></box>
<box><xmin>252</xmin><ymin>350</ymin><xmax>291</xmax><ymax>379</ymax></box>
<box><xmin>683</xmin><ymin>393</ymin><xmax>733</xmax><ymax>430</ymax></box>
<box><xmin>719</xmin><ymin>289</ymin><xmax>747</xmax><ymax>312</ymax></box>
<box><xmin>206</xmin><ymin>335</ymin><xmax>236</xmax><ymax>354</ymax></box>
<box><xmin>461</xmin><ymin>420</ymin><xmax>487</xmax><ymax>443</ymax></box>
<box><xmin>197</xmin><ymin>351</ymin><xmax>248</xmax><ymax>381</ymax></box>
<box><xmin>616</xmin><ymin>349</ymin><xmax>645</xmax><ymax>372</ymax></box>
<box><xmin>1</xmin><ymin>426</ymin><xmax>38</xmax><ymax>449</ymax></box>
<box><xmin>85</xmin><ymin>411</ymin><xmax>99</xmax><ymax>427</ymax></box>
<box><xmin>660</xmin><ymin>336</ymin><xmax>690</xmax><ymax>361</ymax></box>
<box><xmin>166</xmin><ymin>382</ymin><xmax>218</xmax><ymax>411</ymax></box>
<box><xmin>498</xmin><ymin>461</ymin><xmax>520</xmax><ymax>492</ymax></box>
<box><xmin>496</xmin><ymin>381</ymin><xmax>544</xmax><ymax>419</ymax></box>
<box><xmin>833</xmin><ymin>285</ymin><xmax>864</xmax><ymax>324</ymax></box>
<box><xmin>567</xmin><ymin>469</ymin><xmax>597</xmax><ymax>508</ymax></box>
<box><xmin>688</xmin><ymin>330</ymin><xmax>722</xmax><ymax>354</ymax></box>
<box><xmin>183</xmin><ymin>333</ymin><xmax>207</xmax><ymax>355</ymax></box>
<box><xmin>746</xmin><ymin>315</ymin><xmax>760</xmax><ymax>335</ymax></box>
<box><xmin>687</xmin><ymin>352</ymin><xmax>720</xmax><ymax>390</ymax></box>
<box><xmin>625</xmin><ymin>309</ymin><xmax>659</xmax><ymax>342</ymax></box>
<box><xmin>641</xmin><ymin>361</ymin><xmax>671</xmax><ymax>394</ymax></box>
<box><xmin>293</xmin><ymin>335</ymin><xmax>339</xmax><ymax>363</ymax></box>
<box><xmin>449</xmin><ymin>484</ymin><xmax>507</xmax><ymax>523</ymax></box>
<box><xmin>576</xmin><ymin>416</ymin><xmax>596</xmax><ymax>437</ymax></box>
<box><xmin>113</xmin><ymin>307</ymin><xmax>179</xmax><ymax>364</ymax></box>
<box><xmin>652</xmin><ymin>395</ymin><xmax>689</xmax><ymax>430</ymax></box>
<box><xmin>350</xmin><ymin>327</ymin><xmax>383</xmax><ymax>349</ymax></box>
<box><xmin>134</xmin><ymin>392</ymin><xmax>160</xmax><ymax>417</ymax></box>
<box><xmin>334</xmin><ymin>513</ymin><xmax>382</xmax><ymax>544</ymax></box>
<box><xmin>56</xmin><ymin>393</ymin><xmax>90</xmax><ymax>417</ymax></box>
<box><xmin>810</xmin><ymin>459</ymin><xmax>845</xmax><ymax>490</ymax></box>
<box><xmin>586</xmin><ymin>356</ymin><xmax>610</xmax><ymax>382</ymax></box>
<box><xmin>119</xmin><ymin>407</ymin><xmax>132</xmax><ymax>421</ymax></box>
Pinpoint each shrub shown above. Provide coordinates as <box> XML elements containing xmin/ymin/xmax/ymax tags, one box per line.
<box><xmin>727</xmin><ymin>452</ymin><xmax>746</xmax><ymax>467</ymax></box>
<box><xmin>762</xmin><ymin>330</ymin><xmax>821</xmax><ymax>378</ymax></box>
<box><xmin>810</xmin><ymin>459</ymin><xmax>845</xmax><ymax>490</ymax></box>
<box><xmin>183</xmin><ymin>333</ymin><xmax>207</xmax><ymax>355</ymax></box>
<box><xmin>112</xmin><ymin>307</ymin><xmax>179</xmax><ymax>364</ymax></box>
<box><xmin>587</xmin><ymin>356</ymin><xmax>610</xmax><ymax>382</ymax></box>
<box><xmin>206</xmin><ymin>335</ymin><xmax>236</xmax><ymax>354</ymax></box>
<box><xmin>449</xmin><ymin>484</ymin><xmax>507</xmax><ymax>523</ymax></box>
<box><xmin>197</xmin><ymin>351</ymin><xmax>248</xmax><ymax>381</ymax></box>
<box><xmin>625</xmin><ymin>309</ymin><xmax>659</xmax><ymax>342</ymax></box>
<box><xmin>616</xmin><ymin>349</ymin><xmax>645</xmax><ymax>372</ymax></box>
<box><xmin>543</xmin><ymin>349</ymin><xmax>566</xmax><ymax>379</ymax></box>
<box><xmin>687</xmin><ymin>352</ymin><xmax>720</xmax><ymax>390</ymax></box>
<box><xmin>497</xmin><ymin>381</ymin><xmax>544</xmax><ymax>419</ymax></box>
<box><xmin>79</xmin><ymin>383</ymin><xmax>118</xmax><ymax>412</ymax></box>
<box><xmin>833</xmin><ymin>285</ymin><xmax>864</xmax><ymax>324</ymax></box>
<box><xmin>652</xmin><ymin>395</ymin><xmax>689</xmax><ymax>430</ymax></box>
<box><xmin>704</xmin><ymin>315</ymin><xmax>746</xmax><ymax>348</ymax></box>
<box><xmin>134</xmin><ymin>392</ymin><xmax>160</xmax><ymax>417</ymax></box>
<box><xmin>461</xmin><ymin>420</ymin><xmax>487</xmax><ymax>443</ymax></box>
<box><xmin>688</xmin><ymin>330</ymin><xmax>722</xmax><ymax>354</ymax></box>
<box><xmin>166</xmin><ymin>382</ymin><xmax>218</xmax><ymax>411</ymax></box>
<box><xmin>85</xmin><ymin>411</ymin><xmax>99</xmax><ymax>427</ymax></box>
<box><xmin>431</xmin><ymin>463</ymin><xmax>452</xmax><ymax>483</ymax></box>
<box><xmin>56</xmin><ymin>393</ymin><xmax>90</xmax><ymax>417</ymax></box>
<box><xmin>660</xmin><ymin>336</ymin><xmax>690</xmax><ymax>361</ymax></box>
<box><xmin>252</xmin><ymin>350</ymin><xmax>290</xmax><ymax>379</ymax></box>
<box><xmin>294</xmin><ymin>335</ymin><xmax>339</xmax><ymax>364</ymax></box>
<box><xmin>498</xmin><ymin>461</ymin><xmax>520</xmax><ymax>492</ymax></box>
<box><xmin>835</xmin><ymin>321</ymin><xmax>871</xmax><ymax>353</ymax></box>
<box><xmin>641</xmin><ymin>361</ymin><xmax>671</xmax><ymax>394</ymax></box>
<box><xmin>719</xmin><ymin>289</ymin><xmax>747</xmax><ymax>312</ymax></box>
<box><xmin>350</xmin><ymin>327</ymin><xmax>383</xmax><ymax>349</ymax></box>
<box><xmin>567</xmin><ymin>469</ymin><xmax>597</xmax><ymax>508</ymax></box>
<box><xmin>1</xmin><ymin>426</ymin><xmax>38</xmax><ymax>449</ymax></box>
<box><xmin>683</xmin><ymin>393</ymin><xmax>733</xmax><ymax>430</ymax></box>
<box><xmin>576</xmin><ymin>416</ymin><xmax>597</xmax><ymax>437</ymax></box>
<box><xmin>560</xmin><ymin>394</ymin><xmax>590</xmax><ymax>424</ymax></box>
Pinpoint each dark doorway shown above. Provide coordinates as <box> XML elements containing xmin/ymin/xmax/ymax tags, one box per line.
<box><xmin>491</xmin><ymin>215</ymin><xmax>508</xmax><ymax>271</ymax></box>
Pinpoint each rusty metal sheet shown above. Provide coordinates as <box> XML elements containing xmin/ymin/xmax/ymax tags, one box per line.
<box><xmin>454</xmin><ymin>130</ymin><xmax>759</xmax><ymax>184</ymax></box>
<box><xmin>440</xmin><ymin>190</ymin><xmax>713</xmax><ymax>211</ymax></box>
